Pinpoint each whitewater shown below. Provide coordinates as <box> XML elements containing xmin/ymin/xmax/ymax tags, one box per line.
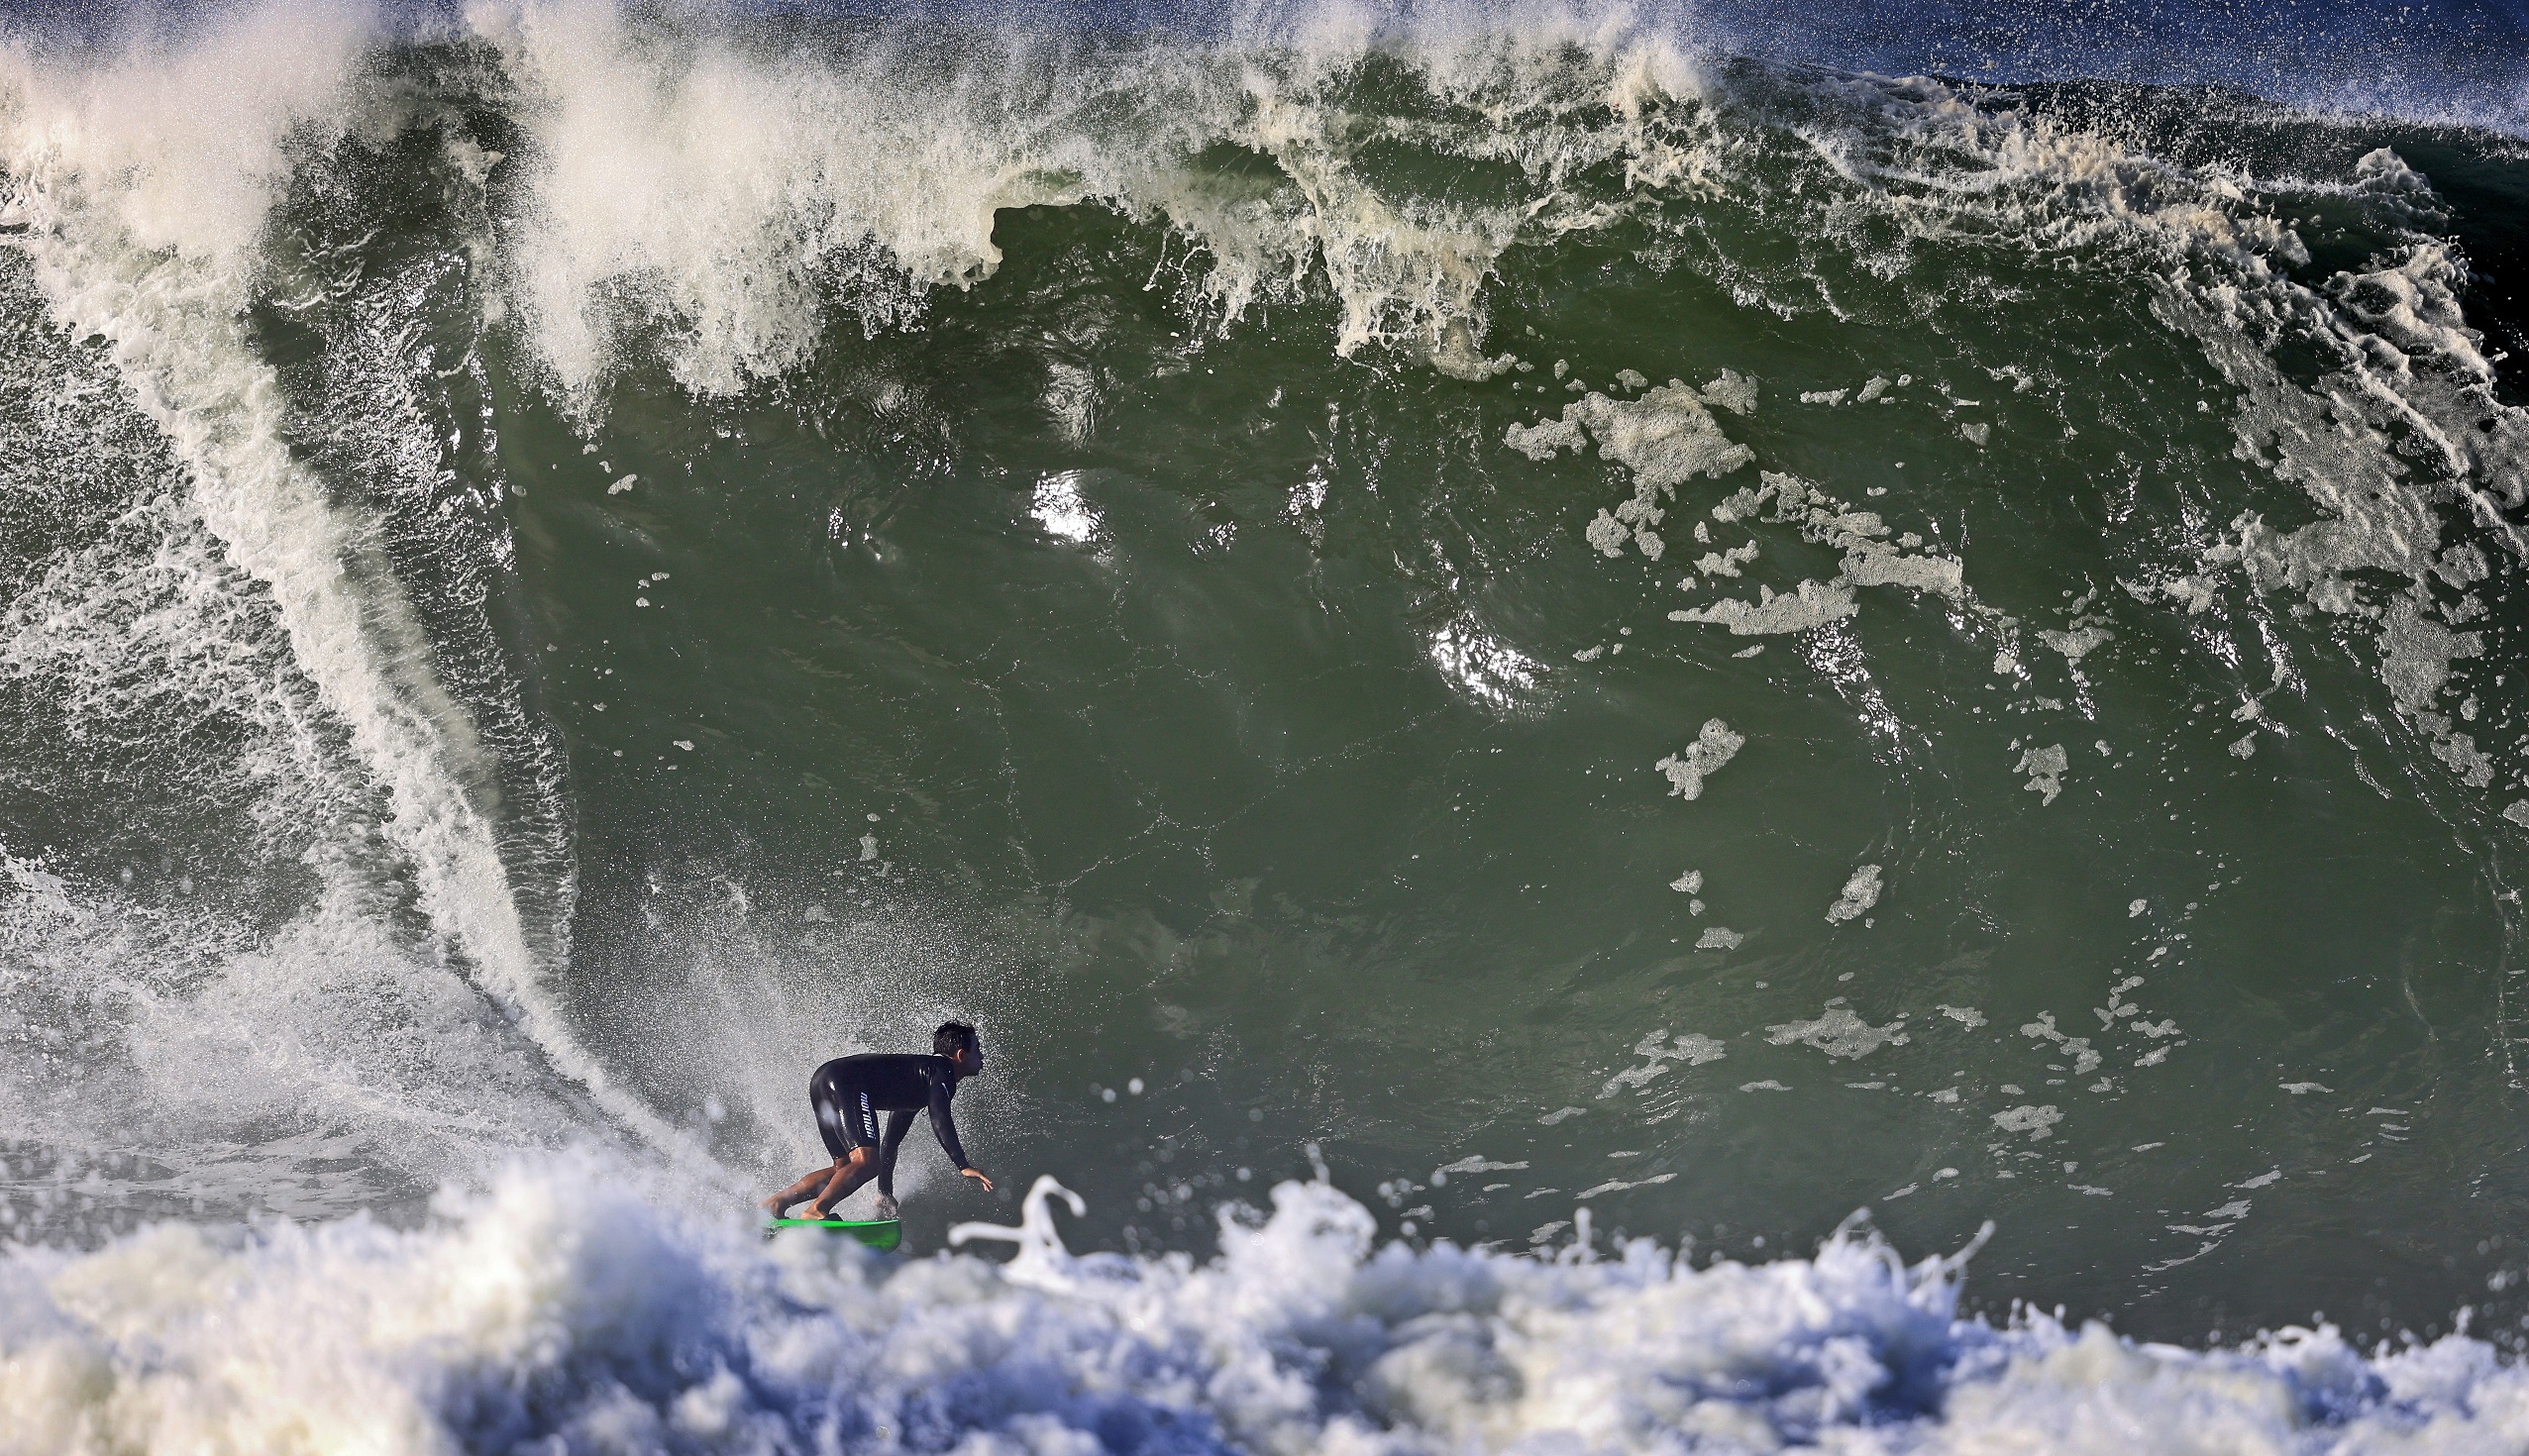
<box><xmin>14</xmin><ymin>1164</ymin><xmax>2529</xmax><ymax>1455</ymax></box>
<box><xmin>4</xmin><ymin>0</ymin><xmax>2529</xmax><ymax>1449</ymax></box>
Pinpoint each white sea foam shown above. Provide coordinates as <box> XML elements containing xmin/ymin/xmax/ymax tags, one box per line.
<box><xmin>1993</xmin><ymin>1103</ymin><xmax>2064</xmax><ymax>1139</ymax></box>
<box><xmin>1766</xmin><ymin>1004</ymin><xmax>1909</xmax><ymax>1059</ymax></box>
<box><xmin>2016</xmin><ymin>744</ymin><xmax>2069</xmax><ymax>805</ymax></box>
<box><xmin>1825</xmin><ymin>864</ymin><xmax>1883</xmax><ymax>923</ymax></box>
<box><xmin>9</xmin><ymin>1158</ymin><xmax>2527</xmax><ymax>1456</ymax></box>
<box><xmin>1671</xmin><ymin>578</ymin><xmax>1857</xmax><ymax>635</ymax></box>
<box><xmin>1506</xmin><ymin>415</ymin><xmax>1588</xmax><ymax>460</ymax></box>
<box><xmin>1655</xmin><ymin>718</ymin><xmax>1744</xmax><ymax>799</ymax></box>
<box><xmin>1599</xmin><ymin>1028</ymin><xmax>1727</xmax><ymax>1096</ymax></box>
<box><xmin>1664</xmin><ymin>470</ymin><xmax>1973</xmax><ymax>638</ymax></box>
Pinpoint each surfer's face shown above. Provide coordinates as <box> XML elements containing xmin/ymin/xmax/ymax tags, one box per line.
<box><xmin>954</xmin><ymin>1042</ymin><xmax>985</xmax><ymax>1077</ymax></box>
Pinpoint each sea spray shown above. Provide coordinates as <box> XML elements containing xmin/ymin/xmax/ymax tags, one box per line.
<box><xmin>1</xmin><ymin>3</ymin><xmax>705</xmax><ymax>1182</ymax></box>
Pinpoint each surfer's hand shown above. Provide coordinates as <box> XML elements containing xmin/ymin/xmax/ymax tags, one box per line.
<box><xmin>874</xmin><ymin>1195</ymin><xmax>899</xmax><ymax>1219</ymax></box>
<box><xmin>960</xmin><ymin>1167</ymin><xmax>996</xmax><ymax>1193</ymax></box>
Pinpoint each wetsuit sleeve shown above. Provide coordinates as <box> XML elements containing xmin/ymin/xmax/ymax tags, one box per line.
<box><xmin>928</xmin><ymin>1074</ymin><xmax>973</xmax><ymax>1170</ymax></box>
<box><xmin>876</xmin><ymin>1108</ymin><xmax>916</xmax><ymax>1198</ymax></box>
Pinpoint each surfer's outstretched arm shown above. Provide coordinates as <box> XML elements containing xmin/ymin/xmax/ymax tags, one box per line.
<box><xmin>928</xmin><ymin>1074</ymin><xmax>992</xmax><ymax>1192</ymax></box>
<box><xmin>930</xmin><ymin>1029</ymin><xmax>995</xmax><ymax>1193</ymax></box>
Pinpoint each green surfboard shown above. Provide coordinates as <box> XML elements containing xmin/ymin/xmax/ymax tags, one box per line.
<box><xmin>764</xmin><ymin>1216</ymin><xmax>902</xmax><ymax>1252</ymax></box>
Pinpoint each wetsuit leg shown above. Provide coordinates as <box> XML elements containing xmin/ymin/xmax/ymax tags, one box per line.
<box><xmin>809</xmin><ymin>1059</ymin><xmax>885</xmax><ymax>1160</ymax></box>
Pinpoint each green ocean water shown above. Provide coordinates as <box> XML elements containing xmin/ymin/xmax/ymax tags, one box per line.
<box><xmin>4</xmin><ymin>2</ymin><xmax>2528</xmax><ymax>1356</ymax></box>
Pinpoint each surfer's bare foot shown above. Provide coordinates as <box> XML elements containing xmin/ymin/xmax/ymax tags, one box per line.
<box><xmin>760</xmin><ymin>1196</ymin><xmax>790</xmax><ymax>1217</ymax></box>
<box><xmin>874</xmin><ymin>1195</ymin><xmax>898</xmax><ymax>1219</ymax></box>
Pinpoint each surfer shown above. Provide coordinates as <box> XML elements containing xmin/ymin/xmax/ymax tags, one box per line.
<box><xmin>761</xmin><ymin>1021</ymin><xmax>996</xmax><ymax>1220</ymax></box>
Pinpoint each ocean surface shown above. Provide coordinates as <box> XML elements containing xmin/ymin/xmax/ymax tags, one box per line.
<box><xmin>5</xmin><ymin>0</ymin><xmax>2529</xmax><ymax>1449</ymax></box>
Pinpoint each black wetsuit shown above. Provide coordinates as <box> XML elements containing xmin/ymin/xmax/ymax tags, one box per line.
<box><xmin>809</xmin><ymin>1053</ymin><xmax>973</xmax><ymax>1199</ymax></box>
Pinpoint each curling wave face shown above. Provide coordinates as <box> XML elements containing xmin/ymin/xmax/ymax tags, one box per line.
<box><xmin>2</xmin><ymin>0</ymin><xmax>2529</xmax><ymax>1387</ymax></box>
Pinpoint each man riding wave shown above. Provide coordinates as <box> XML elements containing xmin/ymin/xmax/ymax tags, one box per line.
<box><xmin>762</xmin><ymin>1020</ymin><xmax>995</xmax><ymax>1220</ymax></box>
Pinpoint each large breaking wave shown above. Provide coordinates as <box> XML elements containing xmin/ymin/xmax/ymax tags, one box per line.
<box><xmin>4</xmin><ymin>0</ymin><xmax>2529</xmax><ymax>1445</ymax></box>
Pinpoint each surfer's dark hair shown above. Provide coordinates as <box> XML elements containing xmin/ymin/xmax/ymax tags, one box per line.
<box><xmin>935</xmin><ymin>1020</ymin><xmax>980</xmax><ymax>1057</ymax></box>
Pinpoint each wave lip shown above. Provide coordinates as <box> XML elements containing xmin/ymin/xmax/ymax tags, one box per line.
<box><xmin>4</xmin><ymin>1158</ymin><xmax>2523</xmax><ymax>1454</ymax></box>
